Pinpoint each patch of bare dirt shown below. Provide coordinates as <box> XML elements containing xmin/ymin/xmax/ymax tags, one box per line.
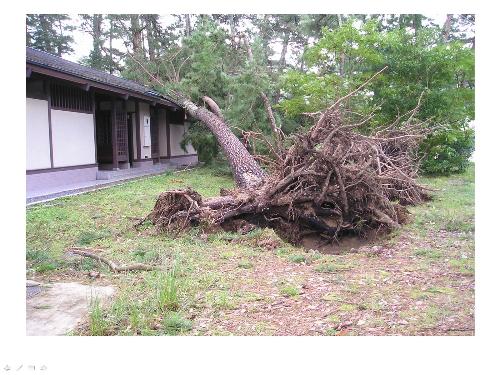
<box><xmin>191</xmin><ymin>230</ymin><xmax>474</xmax><ymax>336</ymax></box>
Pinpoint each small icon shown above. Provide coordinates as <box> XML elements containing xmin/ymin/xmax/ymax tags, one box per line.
<box><xmin>3</xmin><ymin>365</ymin><xmax>11</xmax><ymax>371</ymax></box>
<box><xmin>27</xmin><ymin>365</ymin><xmax>35</xmax><ymax>371</ymax></box>
<box><xmin>15</xmin><ymin>365</ymin><xmax>22</xmax><ymax>371</ymax></box>
<box><xmin>40</xmin><ymin>365</ymin><xmax>47</xmax><ymax>371</ymax></box>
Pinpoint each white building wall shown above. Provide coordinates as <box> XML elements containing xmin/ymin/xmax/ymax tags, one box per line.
<box><xmin>26</xmin><ymin>98</ymin><xmax>52</xmax><ymax>170</ymax></box>
<box><xmin>51</xmin><ymin>109</ymin><xmax>96</xmax><ymax>167</ymax></box>
<box><xmin>170</xmin><ymin>122</ymin><xmax>196</xmax><ymax>156</ymax></box>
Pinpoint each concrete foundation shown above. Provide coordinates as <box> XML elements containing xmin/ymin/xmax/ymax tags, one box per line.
<box><xmin>132</xmin><ymin>159</ymin><xmax>154</xmax><ymax>169</ymax></box>
<box><xmin>168</xmin><ymin>155</ymin><xmax>198</xmax><ymax>167</ymax></box>
<box><xmin>26</xmin><ymin>166</ymin><xmax>98</xmax><ymax>195</ymax></box>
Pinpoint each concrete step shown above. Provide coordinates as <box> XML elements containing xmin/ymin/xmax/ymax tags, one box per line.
<box><xmin>96</xmin><ymin>164</ymin><xmax>171</xmax><ymax>180</ymax></box>
<box><xmin>26</xmin><ymin>160</ymin><xmax>196</xmax><ymax>205</ymax></box>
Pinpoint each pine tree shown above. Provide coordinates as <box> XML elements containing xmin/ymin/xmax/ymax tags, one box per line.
<box><xmin>79</xmin><ymin>14</ymin><xmax>106</xmax><ymax>70</ymax></box>
<box><xmin>26</xmin><ymin>14</ymin><xmax>75</xmax><ymax>56</ymax></box>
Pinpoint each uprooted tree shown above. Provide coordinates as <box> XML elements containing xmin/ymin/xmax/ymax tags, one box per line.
<box><xmin>137</xmin><ymin>65</ymin><xmax>431</xmax><ymax>246</ymax></box>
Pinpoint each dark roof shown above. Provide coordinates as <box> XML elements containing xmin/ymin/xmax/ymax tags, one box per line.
<box><xmin>26</xmin><ymin>47</ymin><xmax>178</xmax><ymax>108</ymax></box>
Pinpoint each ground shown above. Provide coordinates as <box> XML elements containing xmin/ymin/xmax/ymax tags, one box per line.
<box><xmin>26</xmin><ymin>163</ymin><xmax>475</xmax><ymax>336</ymax></box>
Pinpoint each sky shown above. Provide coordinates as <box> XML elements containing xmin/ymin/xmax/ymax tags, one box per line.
<box><xmin>63</xmin><ymin>13</ymin><xmax>453</xmax><ymax>64</ymax></box>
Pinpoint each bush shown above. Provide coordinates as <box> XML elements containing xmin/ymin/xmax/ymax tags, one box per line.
<box><xmin>420</xmin><ymin>124</ymin><xmax>474</xmax><ymax>175</ymax></box>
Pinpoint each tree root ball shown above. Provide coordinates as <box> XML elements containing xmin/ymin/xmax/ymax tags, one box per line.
<box><xmin>145</xmin><ymin>101</ymin><xmax>431</xmax><ymax>246</ymax></box>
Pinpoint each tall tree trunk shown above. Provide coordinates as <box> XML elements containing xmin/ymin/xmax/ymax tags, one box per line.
<box><xmin>39</xmin><ymin>15</ymin><xmax>52</xmax><ymax>54</ymax></box>
<box><xmin>130</xmin><ymin>15</ymin><xmax>143</xmax><ymax>55</ymax></box>
<box><xmin>260</xmin><ymin>15</ymin><xmax>271</xmax><ymax>66</ymax></box>
<box><xmin>184</xmin><ymin>14</ymin><xmax>192</xmax><ymax>36</ymax></box>
<box><xmin>109</xmin><ymin>19</ymin><xmax>114</xmax><ymax>74</ymax></box>
<box><xmin>56</xmin><ymin>19</ymin><xmax>63</xmax><ymax>56</ymax></box>
<box><xmin>145</xmin><ymin>16</ymin><xmax>157</xmax><ymax>62</ymax></box>
<box><xmin>229</xmin><ymin>14</ymin><xmax>236</xmax><ymax>47</ymax></box>
<box><xmin>442</xmin><ymin>14</ymin><xmax>453</xmax><ymax>42</ymax></box>
<box><xmin>180</xmin><ymin>99</ymin><xmax>266</xmax><ymax>188</ymax></box>
<box><xmin>92</xmin><ymin>14</ymin><xmax>103</xmax><ymax>48</ymax></box>
<box><xmin>127</xmin><ymin>51</ymin><xmax>266</xmax><ymax>188</ymax></box>
<box><xmin>278</xmin><ymin>30</ymin><xmax>290</xmax><ymax>73</ymax></box>
<box><xmin>412</xmin><ymin>14</ymin><xmax>422</xmax><ymax>36</ymax></box>
<box><xmin>336</xmin><ymin>14</ymin><xmax>346</xmax><ymax>76</ymax></box>
<box><xmin>88</xmin><ymin>14</ymin><xmax>104</xmax><ymax>68</ymax></box>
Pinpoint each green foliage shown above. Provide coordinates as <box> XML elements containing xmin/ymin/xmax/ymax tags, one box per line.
<box><xmin>280</xmin><ymin>18</ymin><xmax>475</xmax><ymax>175</ymax></box>
<box><xmin>26</xmin><ymin>248</ymin><xmax>64</xmax><ymax>274</ymax></box>
<box><xmin>26</xmin><ymin>14</ymin><xmax>75</xmax><ymax>56</ymax></box>
<box><xmin>157</xmin><ymin>267</ymin><xmax>180</xmax><ymax>312</ymax></box>
<box><xmin>89</xmin><ymin>297</ymin><xmax>107</xmax><ymax>336</ymax></box>
<box><xmin>169</xmin><ymin>21</ymin><xmax>279</xmax><ymax>163</ymax></box>
<box><xmin>420</xmin><ymin>123</ymin><xmax>474</xmax><ymax>175</ymax></box>
<box><xmin>279</xmin><ymin>284</ymin><xmax>300</xmax><ymax>297</ymax></box>
<box><xmin>288</xmin><ymin>254</ymin><xmax>307</xmax><ymax>264</ymax></box>
<box><xmin>76</xmin><ymin>229</ymin><xmax>112</xmax><ymax>246</ymax></box>
<box><xmin>163</xmin><ymin>312</ymin><xmax>193</xmax><ymax>335</ymax></box>
<box><xmin>26</xmin><ymin>14</ymin><xmax>474</xmax><ymax>173</ymax></box>
<box><xmin>237</xmin><ymin>259</ymin><xmax>253</xmax><ymax>269</ymax></box>
<box><xmin>181</xmin><ymin>121</ymin><xmax>219</xmax><ymax>163</ymax></box>
<box><xmin>314</xmin><ymin>262</ymin><xmax>353</xmax><ymax>273</ymax></box>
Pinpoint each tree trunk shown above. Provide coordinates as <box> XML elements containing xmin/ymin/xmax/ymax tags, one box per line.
<box><xmin>145</xmin><ymin>16</ymin><xmax>157</xmax><ymax>62</ymax></box>
<box><xmin>126</xmin><ymin>45</ymin><xmax>266</xmax><ymax>188</ymax></box>
<box><xmin>442</xmin><ymin>14</ymin><xmax>453</xmax><ymax>42</ymax></box>
<box><xmin>92</xmin><ymin>15</ymin><xmax>103</xmax><ymax>50</ymax></box>
<box><xmin>229</xmin><ymin>14</ymin><xmax>236</xmax><ymax>47</ymax></box>
<box><xmin>184</xmin><ymin>14</ymin><xmax>192</xmax><ymax>37</ymax></box>
<box><xmin>130</xmin><ymin>15</ymin><xmax>143</xmax><ymax>55</ymax></box>
<box><xmin>202</xmin><ymin>96</ymin><xmax>224</xmax><ymax>119</ymax></box>
<box><xmin>260</xmin><ymin>92</ymin><xmax>283</xmax><ymax>154</ymax></box>
<box><xmin>179</xmin><ymin>97</ymin><xmax>266</xmax><ymax>188</ymax></box>
<box><xmin>109</xmin><ymin>19</ymin><xmax>114</xmax><ymax>74</ymax></box>
<box><xmin>278</xmin><ymin>30</ymin><xmax>290</xmax><ymax>73</ymax></box>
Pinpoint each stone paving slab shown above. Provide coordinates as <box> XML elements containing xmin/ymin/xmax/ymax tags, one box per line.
<box><xmin>26</xmin><ymin>163</ymin><xmax>174</xmax><ymax>205</ymax></box>
<box><xmin>26</xmin><ymin>282</ymin><xmax>115</xmax><ymax>336</ymax></box>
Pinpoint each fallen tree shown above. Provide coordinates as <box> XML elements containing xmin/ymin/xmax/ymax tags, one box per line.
<box><xmin>135</xmin><ymin>66</ymin><xmax>432</xmax><ymax>246</ymax></box>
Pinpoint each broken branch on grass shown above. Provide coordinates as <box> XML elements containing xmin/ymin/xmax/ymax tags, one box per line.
<box><xmin>67</xmin><ymin>247</ymin><xmax>157</xmax><ymax>272</ymax></box>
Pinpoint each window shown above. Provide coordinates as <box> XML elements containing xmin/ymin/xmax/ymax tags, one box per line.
<box><xmin>50</xmin><ymin>83</ymin><xmax>92</xmax><ymax>113</ymax></box>
<box><xmin>26</xmin><ymin>79</ymin><xmax>47</xmax><ymax>100</ymax></box>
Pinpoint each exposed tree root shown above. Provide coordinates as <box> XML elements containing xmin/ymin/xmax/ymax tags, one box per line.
<box><xmin>67</xmin><ymin>247</ymin><xmax>157</xmax><ymax>272</ymax></box>
<box><xmin>143</xmin><ymin>69</ymin><xmax>432</xmax><ymax>246</ymax></box>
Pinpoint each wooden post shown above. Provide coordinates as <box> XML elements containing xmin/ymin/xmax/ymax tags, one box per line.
<box><xmin>166</xmin><ymin>110</ymin><xmax>171</xmax><ymax>159</ymax></box>
<box><xmin>155</xmin><ymin>106</ymin><xmax>160</xmax><ymax>163</ymax></box>
<box><xmin>135</xmin><ymin>100</ymin><xmax>141</xmax><ymax>162</ymax></box>
<box><xmin>91</xmin><ymin>90</ymin><xmax>97</xmax><ymax>165</ymax></box>
<box><xmin>45</xmin><ymin>79</ymin><xmax>54</xmax><ymax>168</ymax></box>
<box><xmin>111</xmin><ymin>97</ymin><xmax>119</xmax><ymax>170</ymax></box>
<box><xmin>120</xmin><ymin>98</ymin><xmax>128</xmax><ymax>165</ymax></box>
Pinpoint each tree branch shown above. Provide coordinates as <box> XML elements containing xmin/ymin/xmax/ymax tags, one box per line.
<box><xmin>67</xmin><ymin>247</ymin><xmax>157</xmax><ymax>272</ymax></box>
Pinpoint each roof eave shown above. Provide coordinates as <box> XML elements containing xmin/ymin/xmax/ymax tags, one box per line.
<box><xmin>26</xmin><ymin>62</ymin><xmax>180</xmax><ymax>110</ymax></box>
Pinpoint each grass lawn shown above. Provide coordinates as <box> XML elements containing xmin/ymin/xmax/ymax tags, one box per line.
<box><xmin>26</xmin><ymin>163</ymin><xmax>475</xmax><ymax>336</ymax></box>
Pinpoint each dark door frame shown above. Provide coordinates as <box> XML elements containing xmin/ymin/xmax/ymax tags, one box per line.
<box><xmin>127</xmin><ymin>112</ymin><xmax>135</xmax><ymax>165</ymax></box>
